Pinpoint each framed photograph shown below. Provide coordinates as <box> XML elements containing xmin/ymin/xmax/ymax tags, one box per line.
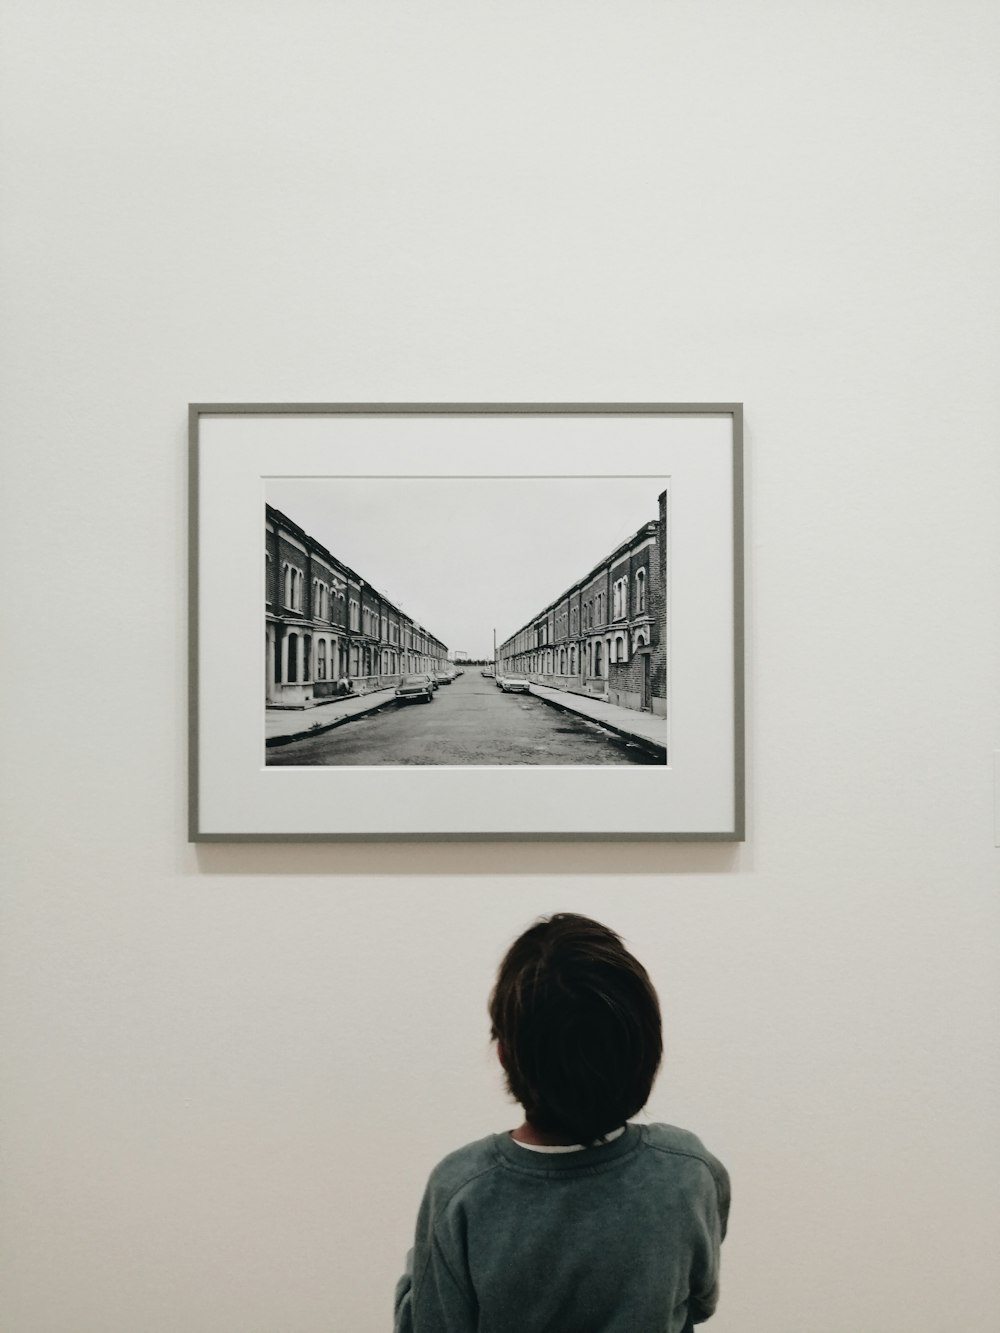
<box><xmin>190</xmin><ymin>404</ymin><xmax>744</xmax><ymax>841</ymax></box>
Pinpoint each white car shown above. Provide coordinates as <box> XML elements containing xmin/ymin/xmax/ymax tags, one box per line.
<box><xmin>499</xmin><ymin>674</ymin><xmax>530</xmax><ymax>694</ymax></box>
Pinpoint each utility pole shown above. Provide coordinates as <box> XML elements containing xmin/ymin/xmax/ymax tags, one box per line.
<box><xmin>493</xmin><ymin>626</ymin><xmax>497</xmax><ymax>675</ymax></box>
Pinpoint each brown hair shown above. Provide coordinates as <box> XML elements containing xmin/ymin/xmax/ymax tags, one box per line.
<box><xmin>489</xmin><ymin>913</ymin><xmax>662</xmax><ymax>1145</ymax></box>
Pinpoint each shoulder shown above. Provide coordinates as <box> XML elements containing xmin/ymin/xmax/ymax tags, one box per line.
<box><xmin>424</xmin><ymin>1134</ymin><xmax>504</xmax><ymax>1207</ymax></box>
<box><xmin>640</xmin><ymin>1123</ymin><xmax>730</xmax><ymax>1197</ymax></box>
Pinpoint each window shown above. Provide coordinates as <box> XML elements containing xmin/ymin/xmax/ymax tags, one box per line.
<box><xmin>612</xmin><ymin>577</ymin><xmax>628</xmax><ymax>620</ymax></box>
<box><xmin>266</xmin><ymin>551</ymin><xmax>272</xmax><ymax>603</ymax></box>
<box><xmin>635</xmin><ymin>568</ymin><xmax>647</xmax><ymax>614</ymax></box>
<box><xmin>283</xmin><ymin>563</ymin><xmax>303</xmax><ymax>610</ymax></box>
<box><xmin>318</xmin><ymin>640</ymin><xmax>327</xmax><ymax>679</ymax></box>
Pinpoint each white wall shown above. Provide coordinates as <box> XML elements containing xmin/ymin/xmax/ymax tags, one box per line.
<box><xmin>2</xmin><ymin>4</ymin><xmax>998</xmax><ymax>1330</ymax></box>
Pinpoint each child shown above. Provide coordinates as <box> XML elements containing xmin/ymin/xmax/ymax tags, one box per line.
<box><xmin>394</xmin><ymin>913</ymin><xmax>730</xmax><ymax>1332</ymax></box>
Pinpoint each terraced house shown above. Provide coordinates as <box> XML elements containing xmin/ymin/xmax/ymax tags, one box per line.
<box><xmin>265</xmin><ymin>505</ymin><xmax>448</xmax><ymax>707</ymax></box>
<box><xmin>497</xmin><ymin>490</ymin><xmax>667</xmax><ymax>716</ymax></box>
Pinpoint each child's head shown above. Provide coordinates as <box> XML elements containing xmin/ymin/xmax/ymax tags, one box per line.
<box><xmin>489</xmin><ymin>913</ymin><xmax>662</xmax><ymax>1145</ymax></box>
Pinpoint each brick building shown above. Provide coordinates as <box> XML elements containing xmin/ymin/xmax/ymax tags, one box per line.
<box><xmin>265</xmin><ymin>505</ymin><xmax>448</xmax><ymax>707</ymax></box>
<box><xmin>497</xmin><ymin>491</ymin><xmax>666</xmax><ymax>716</ymax></box>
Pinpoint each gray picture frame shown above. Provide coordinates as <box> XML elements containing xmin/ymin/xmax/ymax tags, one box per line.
<box><xmin>189</xmin><ymin>403</ymin><xmax>745</xmax><ymax>842</ymax></box>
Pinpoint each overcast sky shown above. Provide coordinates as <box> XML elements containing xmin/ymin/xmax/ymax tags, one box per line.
<box><xmin>266</xmin><ymin>476</ymin><xmax>665</xmax><ymax>659</ymax></box>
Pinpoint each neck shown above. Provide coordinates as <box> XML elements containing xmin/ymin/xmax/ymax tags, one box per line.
<box><xmin>510</xmin><ymin>1120</ymin><xmax>581</xmax><ymax>1147</ymax></box>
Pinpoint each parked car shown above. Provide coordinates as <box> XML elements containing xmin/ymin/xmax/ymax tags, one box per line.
<box><xmin>394</xmin><ymin>673</ymin><xmax>435</xmax><ymax>704</ymax></box>
<box><xmin>499</xmin><ymin>674</ymin><xmax>530</xmax><ymax>694</ymax></box>
<box><xmin>481</xmin><ymin>667</ymin><xmax>495</xmax><ymax>677</ymax></box>
<box><xmin>433</xmin><ymin>668</ymin><xmax>454</xmax><ymax>685</ymax></box>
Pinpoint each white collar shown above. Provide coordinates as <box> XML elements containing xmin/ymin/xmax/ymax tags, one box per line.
<box><xmin>511</xmin><ymin>1125</ymin><xmax>626</xmax><ymax>1153</ymax></box>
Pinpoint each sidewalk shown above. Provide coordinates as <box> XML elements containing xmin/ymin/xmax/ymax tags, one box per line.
<box><xmin>526</xmin><ymin>682</ymin><xmax>668</xmax><ymax>758</ymax></box>
<box><xmin>265</xmin><ymin>687</ymin><xmax>397</xmax><ymax>746</ymax></box>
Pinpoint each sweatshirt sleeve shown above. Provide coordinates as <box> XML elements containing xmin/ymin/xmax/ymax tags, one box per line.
<box><xmin>392</xmin><ymin>1249</ymin><xmax>414</xmax><ymax>1333</ymax></box>
<box><xmin>397</xmin><ymin>1180</ymin><xmax>478</xmax><ymax>1333</ymax></box>
<box><xmin>688</xmin><ymin>1156</ymin><xmax>731</xmax><ymax>1324</ymax></box>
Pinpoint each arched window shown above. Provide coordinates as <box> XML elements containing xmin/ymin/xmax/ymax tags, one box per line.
<box><xmin>285</xmin><ymin>566</ymin><xmax>302</xmax><ymax>610</ymax></box>
<box><xmin>635</xmin><ymin>568</ymin><xmax>647</xmax><ymax>614</ymax></box>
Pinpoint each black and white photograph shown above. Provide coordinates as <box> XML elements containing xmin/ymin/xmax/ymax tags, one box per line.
<box><xmin>191</xmin><ymin>405</ymin><xmax>741</xmax><ymax>839</ymax></box>
<box><xmin>264</xmin><ymin>477</ymin><xmax>669</xmax><ymax>769</ymax></box>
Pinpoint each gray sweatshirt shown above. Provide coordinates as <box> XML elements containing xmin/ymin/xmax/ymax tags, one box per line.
<box><xmin>394</xmin><ymin>1122</ymin><xmax>730</xmax><ymax>1333</ymax></box>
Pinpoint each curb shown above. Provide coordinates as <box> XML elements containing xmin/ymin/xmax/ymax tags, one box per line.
<box><xmin>527</xmin><ymin>688</ymin><xmax>667</xmax><ymax>760</ymax></box>
<box><xmin>265</xmin><ymin>696</ymin><xmax>395</xmax><ymax>747</ymax></box>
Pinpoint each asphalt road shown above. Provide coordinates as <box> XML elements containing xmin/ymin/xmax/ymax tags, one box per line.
<box><xmin>266</xmin><ymin>671</ymin><xmax>660</xmax><ymax>766</ymax></box>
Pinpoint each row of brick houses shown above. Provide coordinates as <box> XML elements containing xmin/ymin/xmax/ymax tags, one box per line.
<box><xmin>266</xmin><ymin>505</ymin><xmax>448</xmax><ymax>707</ymax></box>
<box><xmin>497</xmin><ymin>490</ymin><xmax>667</xmax><ymax>716</ymax></box>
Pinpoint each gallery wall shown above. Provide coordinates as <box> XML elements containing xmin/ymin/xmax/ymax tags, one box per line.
<box><xmin>2</xmin><ymin>3</ymin><xmax>998</xmax><ymax>1331</ymax></box>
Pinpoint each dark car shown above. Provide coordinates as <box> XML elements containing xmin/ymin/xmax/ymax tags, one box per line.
<box><xmin>394</xmin><ymin>673</ymin><xmax>435</xmax><ymax>704</ymax></box>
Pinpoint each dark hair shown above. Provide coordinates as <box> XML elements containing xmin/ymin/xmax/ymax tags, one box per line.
<box><xmin>489</xmin><ymin>913</ymin><xmax>662</xmax><ymax>1145</ymax></box>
